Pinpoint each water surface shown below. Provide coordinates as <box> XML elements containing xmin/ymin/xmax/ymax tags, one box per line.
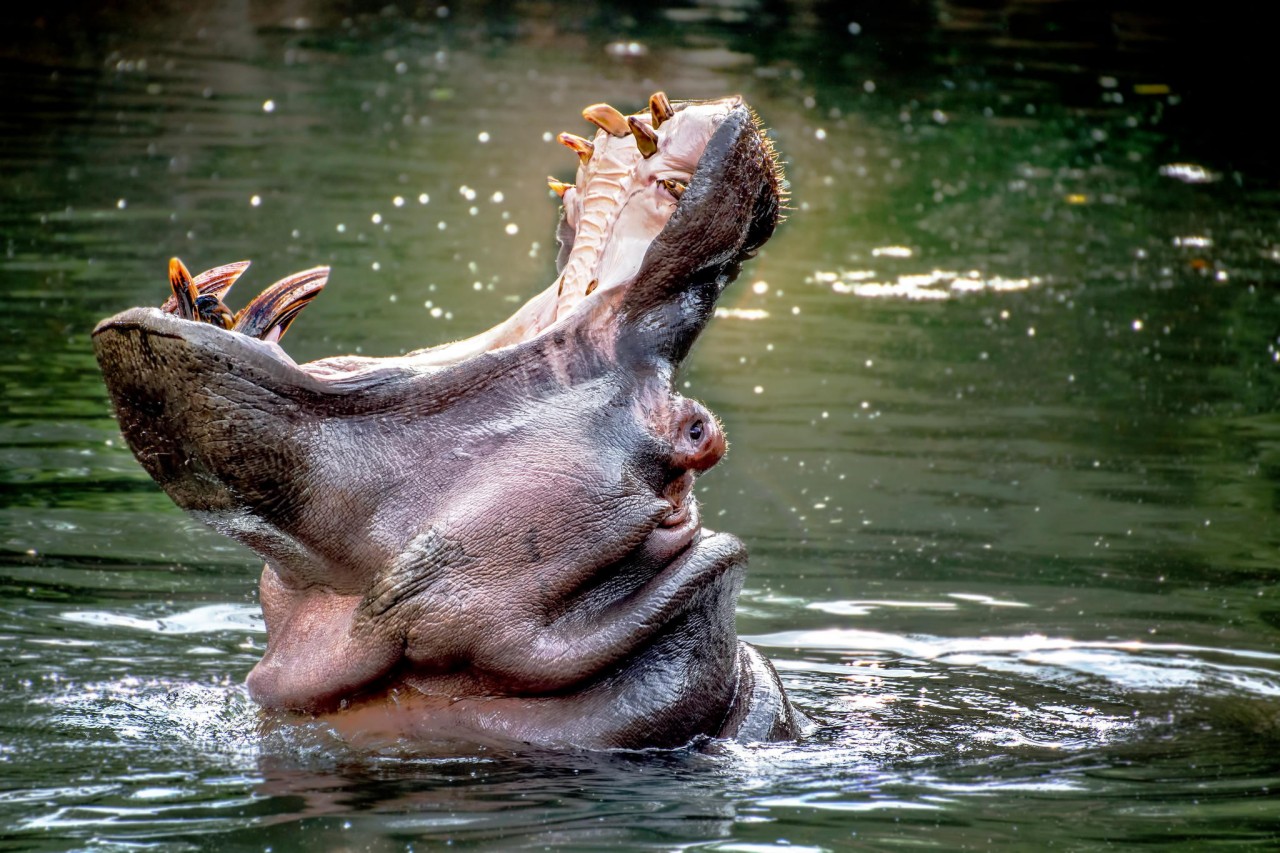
<box><xmin>3</xmin><ymin>2</ymin><xmax>1279</xmax><ymax>849</ymax></box>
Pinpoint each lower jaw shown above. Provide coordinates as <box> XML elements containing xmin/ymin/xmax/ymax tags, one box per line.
<box><xmin>264</xmin><ymin>529</ymin><xmax>750</xmax><ymax>751</ymax></box>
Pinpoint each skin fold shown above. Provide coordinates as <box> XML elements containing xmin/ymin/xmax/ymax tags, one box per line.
<box><xmin>93</xmin><ymin>94</ymin><xmax>803</xmax><ymax>751</ymax></box>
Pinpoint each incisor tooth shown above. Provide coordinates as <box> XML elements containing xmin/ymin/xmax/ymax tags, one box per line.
<box><xmin>168</xmin><ymin>257</ymin><xmax>198</xmax><ymax>320</ymax></box>
<box><xmin>582</xmin><ymin>103</ymin><xmax>630</xmax><ymax>138</ymax></box>
<box><xmin>169</xmin><ymin>257</ymin><xmax>192</xmax><ymax>292</ymax></box>
<box><xmin>627</xmin><ymin>116</ymin><xmax>658</xmax><ymax>158</ymax></box>
<box><xmin>649</xmin><ymin>92</ymin><xmax>674</xmax><ymax>128</ymax></box>
<box><xmin>660</xmin><ymin>178</ymin><xmax>686</xmax><ymax>200</ymax></box>
<box><xmin>558</xmin><ymin>132</ymin><xmax>595</xmax><ymax>165</ymax></box>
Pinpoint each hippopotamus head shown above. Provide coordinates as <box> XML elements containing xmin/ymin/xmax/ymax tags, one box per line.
<box><xmin>93</xmin><ymin>94</ymin><xmax>802</xmax><ymax>750</ymax></box>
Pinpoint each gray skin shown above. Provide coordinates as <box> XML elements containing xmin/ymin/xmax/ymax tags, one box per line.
<box><xmin>93</xmin><ymin>98</ymin><xmax>803</xmax><ymax>750</ymax></box>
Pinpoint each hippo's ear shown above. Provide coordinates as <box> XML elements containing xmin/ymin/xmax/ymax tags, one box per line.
<box><xmin>615</xmin><ymin>106</ymin><xmax>782</xmax><ymax>366</ymax></box>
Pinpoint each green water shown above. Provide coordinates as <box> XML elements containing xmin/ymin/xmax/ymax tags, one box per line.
<box><xmin>3</xmin><ymin>2</ymin><xmax>1279</xmax><ymax>849</ymax></box>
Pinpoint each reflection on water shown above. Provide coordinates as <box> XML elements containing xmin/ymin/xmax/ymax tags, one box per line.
<box><xmin>3</xmin><ymin>0</ymin><xmax>1280</xmax><ymax>849</ymax></box>
<box><xmin>813</xmin><ymin>265</ymin><xmax>1044</xmax><ymax>300</ymax></box>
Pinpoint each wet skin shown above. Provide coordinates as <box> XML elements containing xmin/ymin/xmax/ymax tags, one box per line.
<box><xmin>93</xmin><ymin>94</ymin><xmax>803</xmax><ymax>750</ymax></box>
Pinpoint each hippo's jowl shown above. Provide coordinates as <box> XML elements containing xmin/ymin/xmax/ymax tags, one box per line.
<box><xmin>93</xmin><ymin>93</ymin><xmax>803</xmax><ymax>750</ymax></box>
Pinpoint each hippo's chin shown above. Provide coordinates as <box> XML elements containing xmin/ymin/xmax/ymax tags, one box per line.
<box><xmin>302</xmin><ymin>530</ymin><xmax>803</xmax><ymax>753</ymax></box>
<box><xmin>93</xmin><ymin>93</ymin><xmax>803</xmax><ymax>751</ymax></box>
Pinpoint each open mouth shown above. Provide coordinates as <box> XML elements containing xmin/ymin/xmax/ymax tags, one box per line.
<box><xmin>546</xmin><ymin>94</ymin><xmax>742</xmax><ymax>322</ymax></box>
<box><xmin>111</xmin><ymin>92</ymin><xmax>780</xmax><ymax>383</ymax></box>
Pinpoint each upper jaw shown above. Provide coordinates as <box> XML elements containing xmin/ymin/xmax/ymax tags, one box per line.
<box><xmin>368</xmin><ymin>94</ymin><xmax>780</xmax><ymax>374</ymax></box>
<box><xmin>351</xmin><ymin>94</ymin><xmax>774</xmax><ymax>376</ymax></box>
<box><xmin>552</xmin><ymin>96</ymin><xmax>746</xmax><ymax>317</ymax></box>
<box><xmin>95</xmin><ymin>93</ymin><xmax>781</xmax><ymax>387</ymax></box>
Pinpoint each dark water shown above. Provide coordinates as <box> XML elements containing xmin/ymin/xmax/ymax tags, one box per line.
<box><xmin>4</xmin><ymin>2</ymin><xmax>1280</xmax><ymax>849</ymax></box>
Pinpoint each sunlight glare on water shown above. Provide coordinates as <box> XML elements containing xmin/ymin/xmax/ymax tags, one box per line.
<box><xmin>2</xmin><ymin>0</ymin><xmax>1280</xmax><ymax>850</ymax></box>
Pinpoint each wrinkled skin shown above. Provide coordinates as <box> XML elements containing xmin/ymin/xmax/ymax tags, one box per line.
<box><xmin>93</xmin><ymin>95</ymin><xmax>803</xmax><ymax>750</ymax></box>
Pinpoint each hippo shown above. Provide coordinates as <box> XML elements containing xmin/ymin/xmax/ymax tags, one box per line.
<box><xmin>93</xmin><ymin>93</ymin><xmax>803</xmax><ymax>750</ymax></box>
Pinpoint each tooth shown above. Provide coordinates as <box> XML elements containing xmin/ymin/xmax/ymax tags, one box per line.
<box><xmin>167</xmin><ymin>257</ymin><xmax>199</xmax><ymax>320</ymax></box>
<box><xmin>649</xmin><ymin>92</ymin><xmax>674</xmax><ymax>128</ymax></box>
<box><xmin>558</xmin><ymin>132</ymin><xmax>595</xmax><ymax>165</ymax></box>
<box><xmin>660</xmin><ymin>178</ymin><xmax>686</xmax><ymax>200</ymax></box>
<box><xmin>582</xmin><ymin>103</ymin><xmax>630</xmax><ymax>138</ymax></box>
<box><xmin>627</xmin><ymin>116</ymin><xmax>658</xmax><ymax>158</ymax></box>
<box><xmin>585</xmin><ymin>278</ymin><xmax>598</xmax><ymax>296</ymax></box>
<box><xmin>168</xmin><ymin>257</ymin><xmax>192</xmax><ymax>296</ymax></box>
<box><xmin>547</xmin><ymin>177</ymin><xmax>573</xmax><ymax>198</ymax></box>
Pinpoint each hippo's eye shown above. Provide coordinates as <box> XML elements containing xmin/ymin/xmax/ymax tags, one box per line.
<box><xmin>688</xmin><ymin>419</ymin><xmax>704</xmax><ymax>443</ymax></box>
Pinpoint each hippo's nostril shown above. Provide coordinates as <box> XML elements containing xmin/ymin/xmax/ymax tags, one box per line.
<box><xmin>671</xmin><ymin>404</ymin><xmax>724</xmax><ymax>474</ymax></box>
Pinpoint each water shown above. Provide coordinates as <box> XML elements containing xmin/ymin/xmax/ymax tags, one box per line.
<box><xmin>3</xmin><ymin>2</ymin><xmax>1279</xmax><ymax>849</ymax></box>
